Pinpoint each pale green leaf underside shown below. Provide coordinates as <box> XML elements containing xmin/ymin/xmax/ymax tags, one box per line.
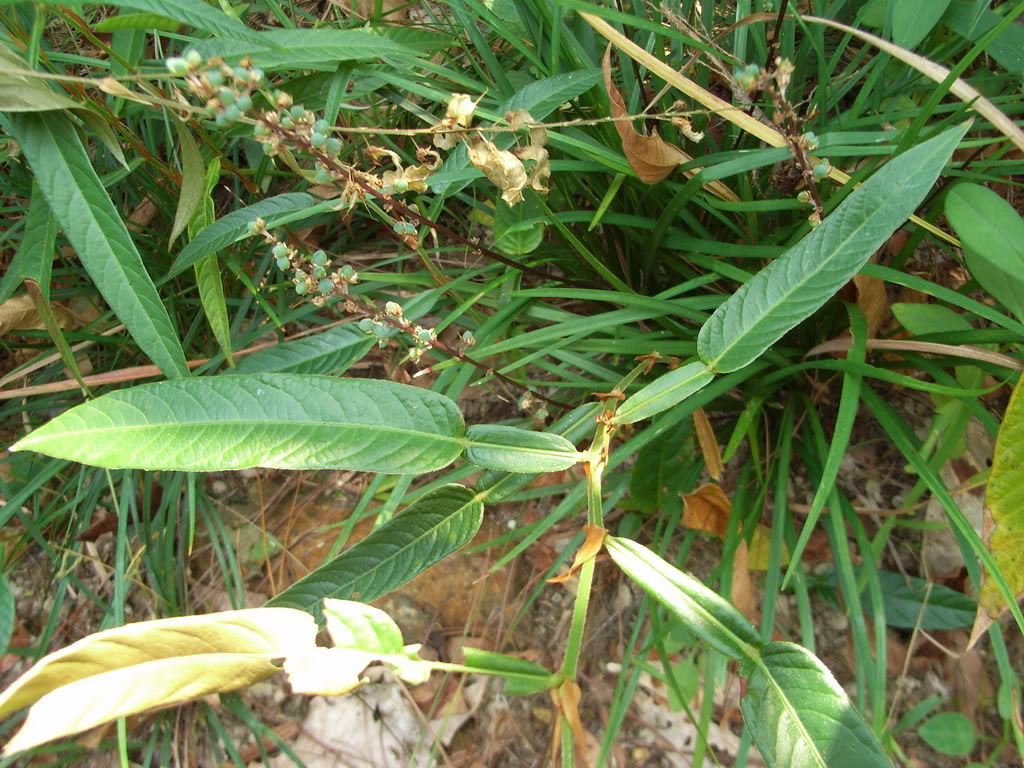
<box><xmin>742</xmin><ymin>642</ymin><xmax>892</xmax><ymax>768</ymax></box>
<box><xmin>698</xmin><ymin>123</ymin><xmax>968</xmax><ymax>373</ymax></box>
<box><xmin>267</xmin><ymin>484</ymin><xmax>484</xmax><ymax>621</ymax></box>
<box><xmin>4</xmin><ymin>111</ymin><xmax>189</xmax><ymax>379</ymax></box>
<box><xmin>12</xmin><ymin>374</ymin><xmax>465</xmax><ymax>474</ymax></box>
<box><xmin>464</xmin><ymin>424</ymin><xmax>581</xmax><ymax>473</ymax></box>
<box><xmin>606</xmin><ymin>536</ymin><xmax>760</xmax><ymax>660</ymax></box>
<box><xmin>0</xmin><ymin>42</ymin><xmax>77</xmax><ymax>112</ymax></box>
<box><xmin>612</xmin><ymin>360</ymin><xmax>715</xmax><ymax>424</ymax></box>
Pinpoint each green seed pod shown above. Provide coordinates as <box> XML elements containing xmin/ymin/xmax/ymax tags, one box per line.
<box><xmin>214</xmin><ymin>112</ymin><xmax>227</xmax><ymax>127</ymax></box>
<box><xmin>290</xmin><ymin>105</ymin><xmax>305</xmax><ymax>119</ymax></box>
<box><xmin>372</xmin><ymin>323</ymin><xmax>391</xmax><ymax>339</ymax></box>
<box><xmin>280</xmin><ymin>115</ymin><xmax>294</xmax><ymax>129</ymax></box>
<box><xmin>385</xmin><ymin>301</ymin><xmax>402</xmax><ymax>317</ymax></box>
<box><xmin>272</xmin><ymin>243</ymin><xmax>288</xmax><ymax>259</ymax></box>
<box><xmin>317</xmin><ymin>278</ymin><xmax>334</xmax><ymax>294</ymax></box>
<box><xmin>312</xmin><ymin>250</ymin><xmax>328</xmax><ymax>266</ymax></box>
<box><xmin>325</xmin><ymin>137</ymin><xmax>342</xmax><ymax>155</ymax></box>
<box><xmin>276</xmin><ymin>256</ymin><xmax>290</xmax><ymax>270</ymax></box>
<box><xmin>249</xmin><ymin>68</ymin><xmax>264</xmax><ymax>85</ymax></box>
<box><xmin>235</xmin><ymin>94</ymin><xmax>252</xmax><ymax>112</ymax></box>
<box><xmin>315</xmin><ymin>168</ymin><xmax>332</xmax><ymax>184</ymax></box>
<box><xmin>223</xmin><ymin>104</ymin><xmax>242</xmax><ymax>122</ymax></box>
<box><xmin>253</xmin><ymin>123</ymin><xmax>269</xmax><ymax>137</ymax></box>
<box><xmin>205</xmin><ymin>70</ymin><xmax>224</xmax><ymax>87</ymax></box>
<box><xmin>310</xmin><ymin>132</ymin><xmax>326</xmax><ymax>148</ymax></box>
<box><xmin>313</xmin><ymin>265</ymin><xmax>327</xmax><ymax>278</ymax></box>
<box><xmin>295</xmin><ymin>281</ymin><xmax>309</xmax><ymax>295</ymax></box>
<box><xmin>392</xmin><ymin>178</ymin><xmax>409</xmax><ymax>193</ymax></box>
<box><xmin>812</xmin><ymin>161</ymin><xmax>830</xmax><ymax>180</ymax></box>
<box><xmin>184</xmin><ymin>50</ymin><xmax>202</xmax><ymax>67</ymax></box>
<box><xmin>416</xmin><ymin>328</ymin><xmax>434</xmax><ymax>344</ymax></box>
<box><xmin>314</xmin><ymin>119</ymin><xmax>329</xmax><ymax>133</ymax></box>
<box><xmin>340</xmin><ymin>265</ymin><xmax>356</xmax><ymax>280</ymax></box>
<box><xmin>233</xmin><ymin>67</ymin><xmax>249</xmax><ymax>81</ymax></box>
<box><xmin>358</xmin><ymin>318</ymin><xmax>375</xmax><ymax>333</ymax></box>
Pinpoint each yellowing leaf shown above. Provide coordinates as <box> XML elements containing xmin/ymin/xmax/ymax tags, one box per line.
<box><xmin>682</xmin><ymin>483</ymin><xmax>731</xmax><ymax>537</ymax></box>
<box><xmin>602</xmin><ymin>46</ymin><xmax>686</xmax><ymax>184</ymax></box>
<box><xmin>0</xmin><ymin>608</ymin><xmax>316</xmax><ymax>755</ymax></box>
<box><xmin>748</xmin><ymin>524</ymin><xmax>790</xmax><ymax>571</ymax></box>
<box><xmin>978</xmin><ymin>375</ymin><xmax>1024</xmax><ymax>618</ymax></box>
<box><xmin>548</xmin><ymin>525</ymin><xmax>607</xmax><ymax>583</ymax></box>
<box><xmin>0</xmin><ymin>294</ymin><xmax>73</xmax><ymax>336</ymax></box>
<box><xmin>467</xmin><ymin>137</ymin><xmax>528</xmax><ymax>205</ymax></box>
<box><xmin>693</xmin><ymin>407</ymin><xmax>724</xmax><ymax>481</ymax></box>
<box><xmin>284</xmin><ymin>647</ymin><xmax>374</xmax><ymax>696</ymax></box>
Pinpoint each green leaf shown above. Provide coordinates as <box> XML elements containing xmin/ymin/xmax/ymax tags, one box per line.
<box><xmin>266</xmin><ymin>484</ymin><xmax>484</xmax><ymax>621</ymax></box>
<box><xmin>0</xmin><ymin>571</ymin><xmax>13</xmax><ymax>656</ymax></box>
<box><xmin>167</xmin><ymin>193</ymin><xmax>316</xmax><ymax>278</ymax></box>
<box><xmin>945</xmin><ymin>183</ymin><xmax>1024</xmax><ymax>321</ymax></box>
<box><xmin>917</xmin><ymin>712</ymin><xmax>976</xmax><ymax>757</ymax></box>
<box><xmin>464</xmin><ymin>424</ymin><xmax>581</xmax><ymax>473</ymax></box>
<box><xmin>461</xmin><ymin>647</ymin><xmax>556</xmax><ymax>695</ymax></box>
<box><xmin>979</xmin><ymin>374</ymin><xmax>1024</xmax><ymax>615</ymax></box>
<box><xmin>893</xmin><ymin>0</ymin><xmax>952</xmax><ymax>49</ymax></box>
<box><xmin>3</xmin><ymin>111</ymin><xmax>189</xmax><ymax>379</ymax></box>
<box><xmin>0</xmin><ymin>181</ymin><xmax>56</xmax><ymax>303</ymax></box>
<box><xmin>866</xmin><ymin>571</ymin><xmax>976</xmax><ymax>630</ymax></box>
<box><xmin>942</xmin><ymin>0</ymin><xmax>1024</xmax><ymax>74</ymax></box>
<box><xmin>11</xmin><ymin>374</ymin><xmax>466</xmax><ymax>473</ymax></box>
<box><xmin>742</xmin><ymin>642</ymin><xmax>892</xmax><ymax>768</ymax></box>
<box><xmin>0</xmin><ymin>608</ymin><xmax>315</xmax><ymax>755</ymax></box>
<box><xmin>605</xmin><ymin>536</ymin><xmax>760</xmax><ymax>660</ymax></box>
<box><xmin>170</xmin><ymin>119</ymin><xmax>204</xmax><ymax>246</ymax></box>
<box><xmin>0</xmin><ymin>42</ymin><xmax>77</xmax><ymax>112</ymax></box>
<box><xmin>190</xmin><ymin>29</ymin><xmax>420</xmax><ymax>70</ymax></box>
<box><xmin>494</xmin><ymin>193</ymin><xmax>545</xmax><ymax>255</ymax></box>
<box><xmin>229</xmin><ymin>324</ymin><xmax>372</xmax><ymax>375</ymax></box>
<box><xmin>92</xmin><ymin>11</ymin><xmax>181</xmax><ymax>32</ymax></box>
<box><xmin>611</xmin><ymin>361</ymin><xmax>716</xmax><ymax>425</ymax></box>
<box><xmin>698</xmin><ymin>122</ymin><xmax>968</xmax><ymax>373</ymax></box>
<box><xmin>195</xmin><ymin>254</ymin><xmax>232</xmax><ymax>364</ymax></box>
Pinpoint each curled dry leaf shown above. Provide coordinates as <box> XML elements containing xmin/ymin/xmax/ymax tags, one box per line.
<box><xmin>467</xmin><ymin>137</ymin><xmax>528</xmax><ymax>205</ymax></box>
<box><xmin>602</xmin><ymin>46</ymin><xmax>687</xmax><ymax>184</ymax></box>
<box><xmin>682</xmin><ymin>482</ymin><xmax>731</xmax><ymax>537</ymax></box>
<box><xmin>853</xmin><ymin>272</ymin><xmax>889</xmax><ymax>338</ymax></box>
<box><xmin>0</xmin><ymin>294</ymin><xmax>73</xmax><ymax>336</ymax></box>
<box><xmin>547</xmin><ymin>525</ymin><xmax>607</xmax><ymax>584</ymax></box>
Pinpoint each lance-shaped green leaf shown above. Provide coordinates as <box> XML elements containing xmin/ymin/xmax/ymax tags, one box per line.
<box><xmin>267</xmin><ymin>484</ymin><xmax>484</xmax><ymax>621</ymax></box>
<box><xmin>229</xmin><ymin>324</ymin><xmax>372</xmax><ymax>375</ymax></box>
<box><xmin>0</xmin><ymin>608</ymin><xmax>315</xmax><ymax>755</ymax></box>
<box><xmin>611</xmin><ymin>360</ymin><xmax>715</xmax><ymax>425</ymax></box>
<box><xmin>464</xmin><ymin>424</ymin><xmax>582</xmax><ymax>473</ymax></box>
<box><xmin>946</xmin><ymin>182</ymin><xmax>1024</xmax><ymax>321</ymax></box>
<box><xmin>0</xmin><ymin>181</ymin><xmax>56</xmax><ymax>303</ymax></box>
<box><xmin>11</xmin><ymin>374</ymin><xmax>465</xmax><ymax>473</ymax></box>
<box><xmin>461</xmin><ymin>647</ymin><xmax>557</xmax><ymax>696</ymax></box>
<box><xmin>167</xmin><ymin>193</ymin><xmax>316</xmax><ymax>278</ymax></box>
<box><xmin>170</xmin><ymin>118</ymin><xmax>204</xmax><ymax>246</ymax></box>
<box><xmin>605</xmin><ymin>536</ymin><xmax>760</xmax><ymax>660</ymax></box>
<box><xmin>698</xmin><ymin>122</ymin><xmax>968</xmax><ymax>373</ymax></box>
<box><xmin>0</xmin><ymin>42</ymin><xmax>77</xmax><ymax>112</ymax></box>
<box><xmin>742</xmin><ymin>642</ymin><xmax>892</xmax><ymax>768</ymax></box>
<box><xmin>3</xmin><ymin>111</ymin><xmax>189</xmax><ymax>379</ymax></box>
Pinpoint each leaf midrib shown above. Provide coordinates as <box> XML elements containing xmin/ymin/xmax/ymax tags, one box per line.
<box><xmin>751</xmin><ymin>653</ymin><xmax>829</xmax><ymax>768</ymax></box>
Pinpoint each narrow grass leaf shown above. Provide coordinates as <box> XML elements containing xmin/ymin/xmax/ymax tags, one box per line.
<box><xmin>698</xmin><ymin>123</ymin><xmax>967</xmax><ymax>373</ymax></box>
<box><xmin>742</xmin><ymin>642</ymin><xmax>892</xmax><ymax>768</ymax></box>
<box><xmin>230</xmin><ymin>324</ymin><xmax>372</xmax><ymax>375</ymax></box>
<box><xmin>11</xmin><ymin>374</ymin><xmax>466</xmax><ymax>474</ymax></box>
<box><xmin>464</xmin><ymin>424</ymin><xmax>582</xmax><ymax>473</ymax></box>
<box><xmin>611</xmin><ymin>361</ymin><xmax>715</xmax><ymax>425</ymax></box>
<box><xmin>4</xmin><ymin>111</ymin><xmax>189</xmax><ymax>379</ymax></box>
<box><xmin>605</xmin><ymin>536</ymin><xmax>760</xmax><ymax>660</ymax></box>
<box><xmin>979</xmin><ymin>374</ymin><xmax>1024</xmax><ymax>616</ymax></box>
<box><xmin>266</xmin><ymin>484</ymin><xmax>484</xmax><ymax>622</ymax></box>
<box><xmin>167</xmin><ymin>193</ymin><xmax>314</xmax><ymax>278</ymax></box>
<box><xmin>0</xmin><ymin>609</ymin><xmax>315</xmax><ymax>755</ymax></box>
<box><xmin>0</xmin><ymin>572</ymin><xmax>12</xmax><ymax>656</ymax></box>
<box><xmin>946</xmin><ymin>183</ymin><xmax>1024</xmax><ymax>320</ymax></box>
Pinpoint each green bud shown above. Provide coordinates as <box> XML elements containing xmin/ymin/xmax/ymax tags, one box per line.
<box><xmin>290</xmin><ymin>105</ymin><xmax>305</xmax><ymax>119</ymax></box>
<box><xmin>313</xmin><ymin>265</ymin><xmax>327</xmax><ymax>278</ymax></box>
<box><xmin>372</xmin><ymin>324</ymin><xmax>391</xmax><ymax>339</ymax></box>
<box><xmin>812</xmin><ymin>161</ymin><xmax>830</xmax><ymax>180</ymax></box>
<box><xmin>184</xmin><ymin>50</ymin><xmax>202</xmax><ymax>67</ymax></box>
<box><xmin>254</xmin><ymin>123</ymin><xmax>269</xmax><ymax>137</ymax></box>
<box><xmin>218</xmin><ymin>88</ymin><xmax>235</xmax><ymax>106</ymax></box>
<box><xmin>235</xmin><ymin>94</ymin><xmax>252</xmax><ymax>111</ymax></box>
<box><xmin>315</xmin><ymin>168</ymin><xmax>332</xmax><ymax>184</ymax></box>
<box><xmin>223</xmin><ymin>104</ymin><xmax>242</xmax><ymax>122</ymax></box>
<box><xmin>280</xmin><ymin>115</ymin><xmax>294</xmax><ymax>129</ymax></box>
<box><xmin>416</xmin><ymin>328</ymin><xmax>434</xmax><ymax>344</ymax></box>
<box><xmin>392</xmin><ymin>178</ymin><xmax>408</xmax><ymax>193</ymax></box>
<box><xmin>233</xmin><ymin>67</ymin><xmax>249</xmax><ymax>81</ymax></box>
<box><xmin>385</xmin><ymin>301</ymin><xmax>402</xmax><ymax>317</ymax></box>
<box><xmin>314</xmin><ymin>119</ymin><xmax>329</xmax><ymax>133</ymax></box>
<box><xmin>205</xmin><ymin>70</ymin><xmax>224</xmax><ymax>87</ymax></box>
<box><xmin>317</xmin><ymin>278</ymin><xmax>334</xmax><ymax>294</ymax></box>
<box><xmin>310</xmin><ymin>132</ymin><xmax>326</xmax><ymax>148</ymax></box>
<box><xmin>214</xmin><ymin>112</ymin><xmax>227</xmax><ymax>127</ymax></box>
<box><xmin>249</xmin><ymin>68</ymin><xmax>264</xmax><ymax>85</ymax></box>
<box><xmin>340</xmin><ymin>265</ymin><xmax>356</xmax><ymax>281</ymax></box>
<box><xmin>273</xmin><ymin>243</ymin><xmax>288</xmax><ymax>259</ymax></box>
<box><xmin>312</xmin><ymin>249</ymin><xmax>328</xmax><ymax>266</ymax></box>
<box><xmin>295</xmin><ymin>281</ymin><xmax>309</xmax><ymax>295</ymax></box>
<box><xmin>165</xmin><ymin>57</ymin><xmax>189</xmax><ymax>75</ymax></box>
<box><xmin>325</xmin><ymin>137</ymin><xmax>342</xmax><ymax>155</ymax></box>
<box><xmin>359</xmin><ymin>318</ymin><xmax>375</xmax><ymax>334</ymax></box>
<box><xmin>276</xmin><ymin>256</ymin><xmax>290</xmax><ymax>270</ymax></box>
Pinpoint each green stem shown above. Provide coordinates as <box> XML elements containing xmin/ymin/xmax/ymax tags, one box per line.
<box><xmin>560</xmin><ymin>557</ymin><xmax>596</xmax><ymax>681</ymax></box>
